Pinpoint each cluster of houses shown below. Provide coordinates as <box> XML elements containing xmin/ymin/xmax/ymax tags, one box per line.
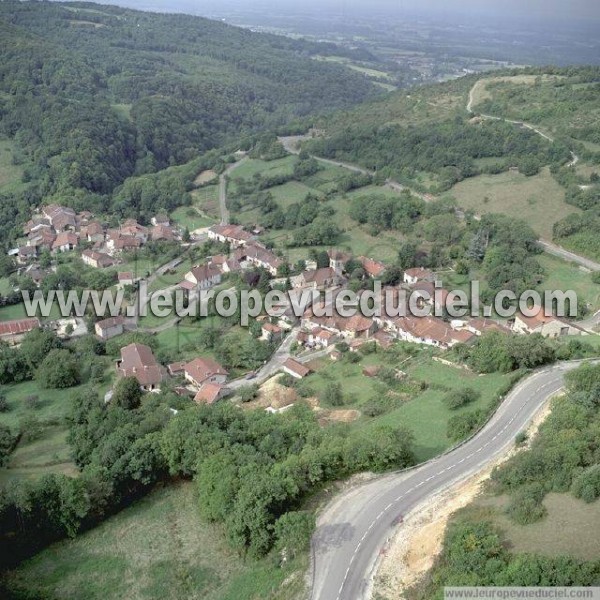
<box><xmin>291</xmin><ymin>250</ymin><xmax>588</xmax><ymax>353</ymax></box>
<box><xmin>115</xmin><ymin>342</ymin><xmax>230</xmax><ymax>405</ymax></box>
<box><xmin>178</xmin><ymin>224</ymin><xmax>285</xmax><ymax>291</ymax></box>
<box><xmin>14</xmin><ymin>204</ymin><xmax>177</xmax><ymax>272</ymax></box>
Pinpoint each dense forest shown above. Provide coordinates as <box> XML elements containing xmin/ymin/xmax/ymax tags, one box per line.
<box><xmin>0</xmin><ymin>0</ymin><xmax>379</xmax><ymax>245</ymax></box>
<box><xmin>306</xmin><ymin>116</ymin><xmax>571</xmax><ymax>192</ymax></box>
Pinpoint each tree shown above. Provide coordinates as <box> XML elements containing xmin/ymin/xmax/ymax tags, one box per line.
<box><xmin>20</xmin><ymin>329</ymin><xmax>62</xmax><ymax>373</ymax></box>
<box><xmin>274</xmin><ymin>511</ymin><xmax>315</xmax><ymax>559</ymax></box>
<box><xmin>0</xmin><ymin>424</ymin><xmax>16</xmax><ymax>466</ymax></box>
<box><xmin>443</xmin><ymin>387</ymin><xmax>481</xmax><ymax>410</ymax></box>
<box><xmin>112</xmin><ymin>376</ymin><xmax>143</xmax><ymax>410</ymax></box>
<box><xmin>397</xmin><ymin>242</ymin><xmax>418</xmax><ymax>271</ymax></box>
<box><xmin>36</xmin><ymin>349</ymin><xmax>79</xmax><ymax>389</ymax></box>
<box><xmin>322</xmin><ymin>382</ymin><xmax>344</xmax><ymax>406</ymax></box>
<box><xmin>20</xmin><ymin>414</ymin><xmax>44</xmax><ymax>443</ymax></box>
<box><xmin>238</xmin><ymin>384</ymin><xmax>260</xmax><ymax>403</ymax></box>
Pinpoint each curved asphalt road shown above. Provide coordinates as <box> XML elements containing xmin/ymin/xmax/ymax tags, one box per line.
<box><xmin>311</xmin><ymin>361</ymin><xmax>583</xmax><ymax>600</ymax></box>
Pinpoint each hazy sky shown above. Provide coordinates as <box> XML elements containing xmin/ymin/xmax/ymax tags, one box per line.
<box><xmin>57</xmin><ymin>0</ymin><xmax>600</xmax><ymax>23</ymax></box>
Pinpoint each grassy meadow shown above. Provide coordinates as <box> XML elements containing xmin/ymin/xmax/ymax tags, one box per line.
<box><xmin>2</xmin><ymin>482</ymin><xmax>308</xmax><ymax>600</ymax></box>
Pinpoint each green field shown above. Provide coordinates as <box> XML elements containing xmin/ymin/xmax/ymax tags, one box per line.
<box><xmin>304</xmin><ymin>350</ymin><xmax>515</xmax><ymax>462</ymax></box>
<box><xmin>0</xmin><ymin>425</ymin><xmax>77</xmax><ymax>486</ymax></box>
<box><xmin>467</xmin><ymin>492</ymin><xmax>600</xmax><ymax>561</ymax></box>
<box><xmin>2</xmin><ymin>482</ymin><xmax>307</xmax><ymax>600</ymax></box>
<box><xmin>447</xmin><ymin>167</ymin><xmax>575</xmax><ymax>239</ymax></box>
<box><xmin>171</xmin><ymin>185</ymin><xmax>218</xmax><ymax>231</ymax></box>
<box><xmin>230</xmin><ymin>156</ymin><xmax>296</xmax><ymax>182</ymax></box>
<box><xmin>0</xmin><ymin>302</ymin><xmax>62</xmax><ymax>322</ymax></box>
<box><xmin>147</xmin><ymin>258</ymin><xmax>193</xmax><ymax>293</ymax></box>
<box><xmin>0</xmin><ymin>137</ymin><xmax>24</xmax><ymax>191</ymax></box>
<box><xmin>538</xmin><ymin>254</ymin><xmax>600</xmax><ymax>313</ymax></box>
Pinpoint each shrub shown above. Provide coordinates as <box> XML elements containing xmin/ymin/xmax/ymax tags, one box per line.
<box><xmin>322</xmin><ymin>382</ymin><xmax>344</xmax><ymax>407</ymax></box>
<box><xmin>571</xmin><ymin>465</ymin><xmax>600</xmax><ymax>503</ymax></box>
<box><xmin>447</xmin><ymin>409</ymin><xmax>485</xmax><ymax>442</ymax></box>
<box><xmin>505</xmin><ymin>483</ymin><xmax>547</xmax><ymax>524</ymax></box>
<box><xmin>515</xmin><ymin>431</ymin><xmax>528</xmax><ymax>446</ymax></box>
<box><xmin>362</xmin><ymin>396</ymin><xmax>392</xmax><ymax>417</ymax></box>
<box><xmin>238</xmin><ymin>384</ymin><xmax>260</xmax><ymax>403</ymax></box>
<box><xmin>443</xmin><ymin>387</ymin><xmax>481</xmax><ymax>410</ymax></box>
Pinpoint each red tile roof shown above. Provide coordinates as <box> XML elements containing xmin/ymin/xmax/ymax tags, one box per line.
<box><xmin>282</xmin><ymin>358</ymin><xmax>311</xmax><ymax>378</ymax></box>
<box><xmin>118</xmin><ymin>343</ymin><xmax>164</xmax><ymax>387</ymax></box>
<box><xmin>184</xmin><ymin>357</ymin><xmax>228</xmax><ymax>386</ymax></box>
<box><xmin>95</xmin><ymin>316</ymin><xmax>125</xmax><ymax>331</ymax></box>
<box><xmin>404</xmin><ymin>267</ymin><xmax>433</xmax><ymax>281</ymax></box>
<box><xmin>194</xmin><ymin>383</ymin><xmax>225</xmax><ymax>405</ymax></box>
<box><xmin>189</xmin><ymin>264</ymin><xmax>221</xmax><ymax>284</ymax></box>
<box><xmin>0</xmin><ymin>318</ymin><xmax>40</xmax><ymax>337</ymax></box>
<box><xmin>359</xmin><ymin>256</ymin><xmax>387</xmax><ymax>278</ymax></box>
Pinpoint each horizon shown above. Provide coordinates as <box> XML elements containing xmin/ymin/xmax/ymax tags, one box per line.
<box><xmin>50</xmin><ymin>0</ymin><xmax>600</xmax><ymax>28</ymax></box>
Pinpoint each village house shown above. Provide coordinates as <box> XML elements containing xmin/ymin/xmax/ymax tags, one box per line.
<box><xmin>261</xmin><ymin>322</ymin><xmax>284</xmax><ymax>342</ymax></box>
<box><xmin>81</xmin><ymin>249</ymin><xmax>116</xmax><ymax>269</ymax></box>
<box><xmin>42</xmin><ymin>205</ymin><xmax>76</xmax><ymax>231</ymax></box>
<box><xmin>183</xmin><ymin>357</ymin><xmax>228</xmax><ymax>389</ymax></box>
<box><xmin>24</xmin><ymin>265</ymin><xmax>48</xmax><ymax>287</ymax></box>
<box><xmin>236</xmin><ymin>242</ymin><xmax>283</xmax><ymax>276</ymax></box>
<box><xmin>120</xmin><ymin>220</ymin><xmax>149</xmax><ymax>243</ymax></box>
<box><xmin>167</xmin><ymin>361</ymin><xmax>186</xmax><ymax>377</ymax></box>
<box><xmin>28</xmin><ymin>229</ymin><xmax>56</xmax><ymax>252</ymax></box>
<box><xmin>117</xmin><ymin>272</ymin><xmax>135</xmax><ymax>287</ymax></box>
<box><xmin>76</xmin><ymin>210</ymin><xmax>94</xmax><ymax>226</ymax></box>
<box><xmin>301</xmin><ymin>307</ymin><xmax>376</xmax><ymax>340</ymax></box>
<box><xmin>23</xmin><ymin>217</ymin><xmax>51</xmax><ymax>236</ymax></box>
<box><xmin>0</xmin><ymin>318</ymin><xmax>40</xmax><ymax>345</ymax></box>
<box><xmin>106</xmin><ymin>233</ymin><xmax>142</xmax><ymax>253</ymax></box>
<box><xmin>208</xmin><ymin>254</ymin><xmax>241</xmax><ymax>274</ymax></box>
<box><xmin>282</xmin><ymin>358</ymin><xmax>311</xmax><ymax>379</ymax></box>
<box><xmin>116</xmin><ymin>343</ymin><xmax>165</xmax><ymax>391</ymax></box>
<box><xmin>392</xmin><ymin>315</ymin><xmax>475</xmax><ymax>349</ymax></box>
<box><xmin>194</xmin><ymin>383</ymin><xmax>228</xmax><ymax>405</ymax></box>
<box><xmin>372</xmin><ymin>329</ymin><xmax>395</xmax><ymax>350</ymax></box>
<box><xmin>208</xmin><ymin>224</ymin><xmax>254</xmax><ymax>247</ymax></box>
<box><xmin>403</xmin><ymin>267</ymin><xmax>435</xmax><ymax>285</ymax></box>
<box><xmin>294</xmin><ymin>267</ymin><xmax>340</xmax><ymax>290</ymax></box>
<box><xmin>408</xmin><ymin>282</ymin><xmax>451</xmax><ymax>314</ymax></box>
<box><xmin>359</xmin><ymin>256</ymin><xmax>387</xmax><ymax>279</ymax></box>
<box><xmin>52</xmin><ymin>231</ymin><xmax>78</xmax><ymax>253</ymax></box>
<box><xmin>463</xmin><ymin>318</ymin><xmax>513</xmax><ymax>337</ymax></box>
<box><xmin>338</xmin><ymin>314</ymin><xmax>377</xmax><ymax>339</ymax></box>
<box><xmin>150</xmin><ymin>224</ymin><xmax>175</xmax><ymax>242</ymax></box>
<box><xmin>17</xmin><ymin>246</ymin><xmax>37</xmax><ymax>265</ymax></box>
<box><xmin>512</xmin><ymin>308</ymin><xmax>587</xmax><ymax>338</ymax></box>
<box><xmin>328</xmin><ymin>249</ymin><xmax>353</xmax><ymax>275</ymax></box>
<box><xmin>151</xmin><ymin>213</ymin><xmax>170</xmax><ymax>227</ymax></box>
<box><xmin>81</xmin><ymin>221</ymin><xmax>105</xmax><ymax>244</ymax></box>
<box><xmin>184</xmin><ymin>264</ymin><xmax>222</xmax><ymax>290</ymax></box>
<box><xmin>95</xmin><ymin>316</ymin><xmax>125</xmax><ymax>340</ymax></box>
<box><xmin>309</xmin><ymin>328</ymin><xmax>338</xmax><ymax>347</ymax></box>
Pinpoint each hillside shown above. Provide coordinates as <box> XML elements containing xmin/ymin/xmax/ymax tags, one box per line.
<box><xmin>0</xmin><ymin>0</ymin><xmax>379</xmax><ymax>245</ymax></box>
<box><xmin>303</xmin><ymin>67</ymin><xmax>600</xmax><ymax>258</ymax></box>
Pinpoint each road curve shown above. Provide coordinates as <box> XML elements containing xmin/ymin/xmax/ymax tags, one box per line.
<box><xmin>310</xmin><ymin>362</ymin><xmax>583</xmax><ymax>600</ymax></box>
<box><xmin>538</xmin><ymin>240</ymin><xmax>600</xmax><ymax>272</ymax></box>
